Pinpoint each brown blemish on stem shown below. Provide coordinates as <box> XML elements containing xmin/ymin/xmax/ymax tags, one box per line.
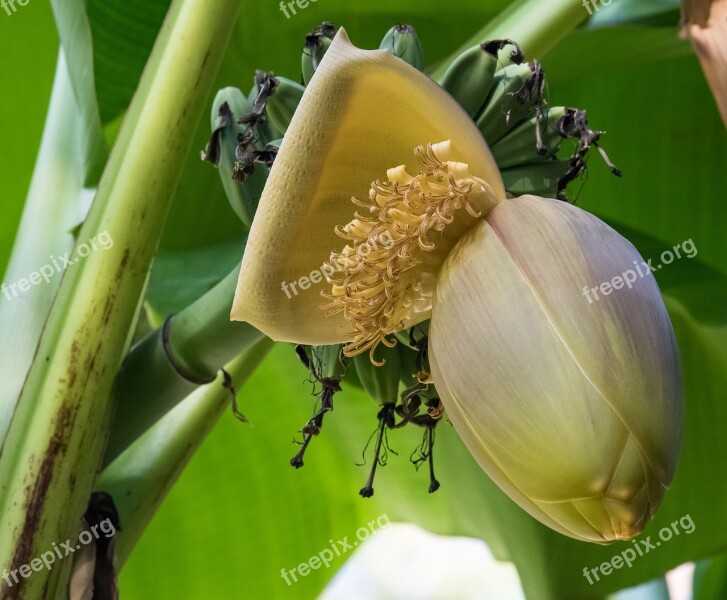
<box><xmin>2</xmin><ymin>245</ymin><xmax>132</xmax><ymax>598</ymax></box>
<box><xmin>3</xmin><ymin>405</ymin><xmax>74</xmax><ymax>599</ymax></box>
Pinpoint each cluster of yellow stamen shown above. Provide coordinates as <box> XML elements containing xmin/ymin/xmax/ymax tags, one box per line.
<box><xmin>321</xmin><ymin>141</ymin><xmax>496</xmax><ymax>364</ymax></box>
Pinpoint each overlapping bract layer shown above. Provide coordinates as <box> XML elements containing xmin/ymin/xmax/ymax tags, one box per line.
<box><xmin>430</xmin><ymin>196</ymin><xmax>682</xmax><ymax>543</ymax></box>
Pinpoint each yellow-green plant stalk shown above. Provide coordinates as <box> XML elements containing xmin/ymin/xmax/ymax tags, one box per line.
<box><xmin>98</xmin><ymin>338</ymin><xmax>273</xmax><ymax>565</ymax></box>
<box><xmin>0</xmin><ymin>0</ymin><xmax>242</xmax><ymax>596</ymax></box>
<box><xmin>230</xmin><ymin>30</ymin><xmax>683</xmax><ymax>543</ymax></box>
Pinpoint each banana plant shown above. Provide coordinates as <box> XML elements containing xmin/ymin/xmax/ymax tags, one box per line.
<box><xmin>0</xmin><ymin>0</ymin><xmax>725</xmax><ymax>598</ymax></box>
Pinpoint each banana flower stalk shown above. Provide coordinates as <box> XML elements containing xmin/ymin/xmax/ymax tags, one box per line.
<box><xmin>231</xmin><ymin>30</ymin><xmax>682</xmax><ymax>544</ymax></box>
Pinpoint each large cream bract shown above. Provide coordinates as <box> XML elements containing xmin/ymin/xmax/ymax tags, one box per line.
<box><xmin>232</xmin><ymin>29</ymin><xmax>504</xmax><ymax>344</ymax></box>
<box><xmin>430</xmin><ymin>197</ymin><xmax>682</xmax><ymax>542</ymax></box>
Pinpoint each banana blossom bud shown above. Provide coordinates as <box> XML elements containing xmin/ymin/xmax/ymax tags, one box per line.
<box><xmin>231</xmin><ymin>29</ymin><xmax>682</xmax><ymax>543</ymax></box>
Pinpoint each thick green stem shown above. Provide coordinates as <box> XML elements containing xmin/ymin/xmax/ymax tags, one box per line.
<box><xmin>0</xmin><ymin>1</ymin><xmax>241</xmax><ymax>597</ymax></box>
<box><xmin>104</xmin><ymin>265</ymin><xmax>263</xmax><ymax>464</ymax></box>
<box><xmin>97</xmin><ymin>338</ymin><xmax>273</xmax><ymax>565</ymax></box>
<box><xmin>0</xmin><ymin>52</ymin><xmax>93</xmax><ymax>442</ymax></box>
<box><xmin>430</xmin><ymin>0</ymin><xmax>589</xmax><ymax>79</ymax></box>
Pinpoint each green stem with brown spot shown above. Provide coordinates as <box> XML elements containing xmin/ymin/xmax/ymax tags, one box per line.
<box><xmin>0</xmin><ymin>0</ymin><xmax>242</xmax><ymax>597</ymax></box>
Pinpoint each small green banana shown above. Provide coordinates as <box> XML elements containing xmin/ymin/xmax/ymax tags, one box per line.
<box><xmin>481</xmin><ymin>38</ymin><xmax>525</xmax><ymax>68</ymax></box>
<box><xmin>491</xmin><ymin>107</ymin><xmax>567</xmax><ymax>169</ymax></box>
<box><xmin>438</xmin><ymin>43</ymin><xmax>498</xmax><ymax>118</ymax></box>
<box><xmin>302</xmin><ymin>22</ymin><xmax>337</xmax><ymax>85</ymax></box>
<box><xmin>395</xmin><ymin>324</ymin><xmax>431</xmax><ymax>407</ymax></box>
<box><xmin>248</xmin><ymin>70</ymin><xmax>284</xmax><ymax>144</ymax></box>
<box><xmin>379</xmin><ymin>24</ymin><xmax>424</xmax><ymax>70</ymax></box>
<box><xmin>398</xmin><ymin>344</ymin><xmax>419</xmax><ymax>384</ymax></box>
<box><xmin>393</xmin><ymin>321</ymin><xmax>429</xmax><ymax>350</ymax></box>
<box><xmin>501</xmin><ymin>159</ymin><xmax>571</xmax><ymax>198</ymax></box>
<box><xmin>295</xmin><ymin>343</ymin><xmax>349</xmax><ymax>382</ymax></box>
<box><xmin>315</xmin><ymin>343</ymin><xmax>349</xmax><ymax>380</ymax></box>
<box><xmin>202</xmin><ymin>87</ymin><xmax>266</xmax><ymax>228</ymax></box>
<box><xmin>396</xmin><ymin>343</ymin><xmax>425</xmax><ymax>415</ymax></box>
<box><xmin>354</xmin><ymin>344</ymin><xmax>401</xmax><ymax>406</ymax></box>
<box><xmin>266</xmin><ymin>76</ymin><xmax>306</xmax><ymax>134</ymax></box>
<box><xmin>291</xmin><ymin>343</ymin><xmax>349</xmax><ymax>468</ymax></box>
<box><xmin>477</xmin><ymin>61</ymin><xmax>545</xmax><ymax>144</ymax></box>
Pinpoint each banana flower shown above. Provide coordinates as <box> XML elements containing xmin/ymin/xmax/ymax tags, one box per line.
<box><xmin>231</xmin><ymin>29</ymin><xmax>682</xmax><ymax>543</ymax></box>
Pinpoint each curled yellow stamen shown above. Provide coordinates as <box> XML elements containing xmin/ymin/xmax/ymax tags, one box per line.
<box><xmin>321</xmin><ymin>141</ymin><xmax>497</xmax><ymax>364</ymax></box>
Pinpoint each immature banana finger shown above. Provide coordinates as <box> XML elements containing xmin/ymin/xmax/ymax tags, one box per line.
<box><xmin>438</xmin><ymin>43</ymin><xmax>498</xmax><ymax>118</ymax></box>
<box><xmin>354</xmin><ymin>345</ymin><xmax>401</xmax><ymax>406</ymax></box>
<box><xmin>477</xmin><ymin>61</ymin><xmax>544</xmax><ymax>144</ymax></box>
<box><xmin>501</xmin><ymin>159</ymin><xmax>570</xmax><ymax>198</ymax></box>
<box><xmin>317</xmin><ymin>344</ymin><xmax>348</xmax><ymax>380</ymax></box>
<box><xmin>202</xmin><ymin>87</ymin><xmax>249</xmax><ymax>163</ymax></box>
<box><xmin>393</xmin><ymin>321</ymin><xmax>429</xmax><ymax>351</ymax></box>
<box><xmin>296</xmin><ymin>343</ymin><xmax>347</xmax><ymax>380</ymax></box>
<box><xmin>491</xmin><ymin>107</ymin><xmax>568</xmax><ymax>169</ymax></box>
<box><xmin>481</xmin><ymin>38</ymin><xmax>525</xmax><ymax>68</ymax></box>
<box><xmin>202</xmin><ymin>87</ymin><xmax>262</xmax><ymax>228</ymax></box>
<box><xmin>248</xmin><ymin>71</ymin><xmax>284</xmax><ymax>144</ymax></box>
<box><xmin>302</xmin><ymin>22</ymin><xmax>337</xmax><ymax>85</ymax></box>
<box><xmin>379</xmin><ymin>24</ymin><xmax>424</xmax><ymax>70</ymax></box>
<box><xmin>398</xmin><ymin>342</ymin><xmax>422</xmax><ymax>384</ymax></box>
<box><xmin>266</xmin><ymin>77</ymin><xmax>306</xmax><ymax>135</ymax></box>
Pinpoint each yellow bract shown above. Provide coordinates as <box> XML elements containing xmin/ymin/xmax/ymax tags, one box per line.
<box><xmin>231</xmin><ymin>29</ymin><xmax>504</xmax><ymax>344</ymax></box>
